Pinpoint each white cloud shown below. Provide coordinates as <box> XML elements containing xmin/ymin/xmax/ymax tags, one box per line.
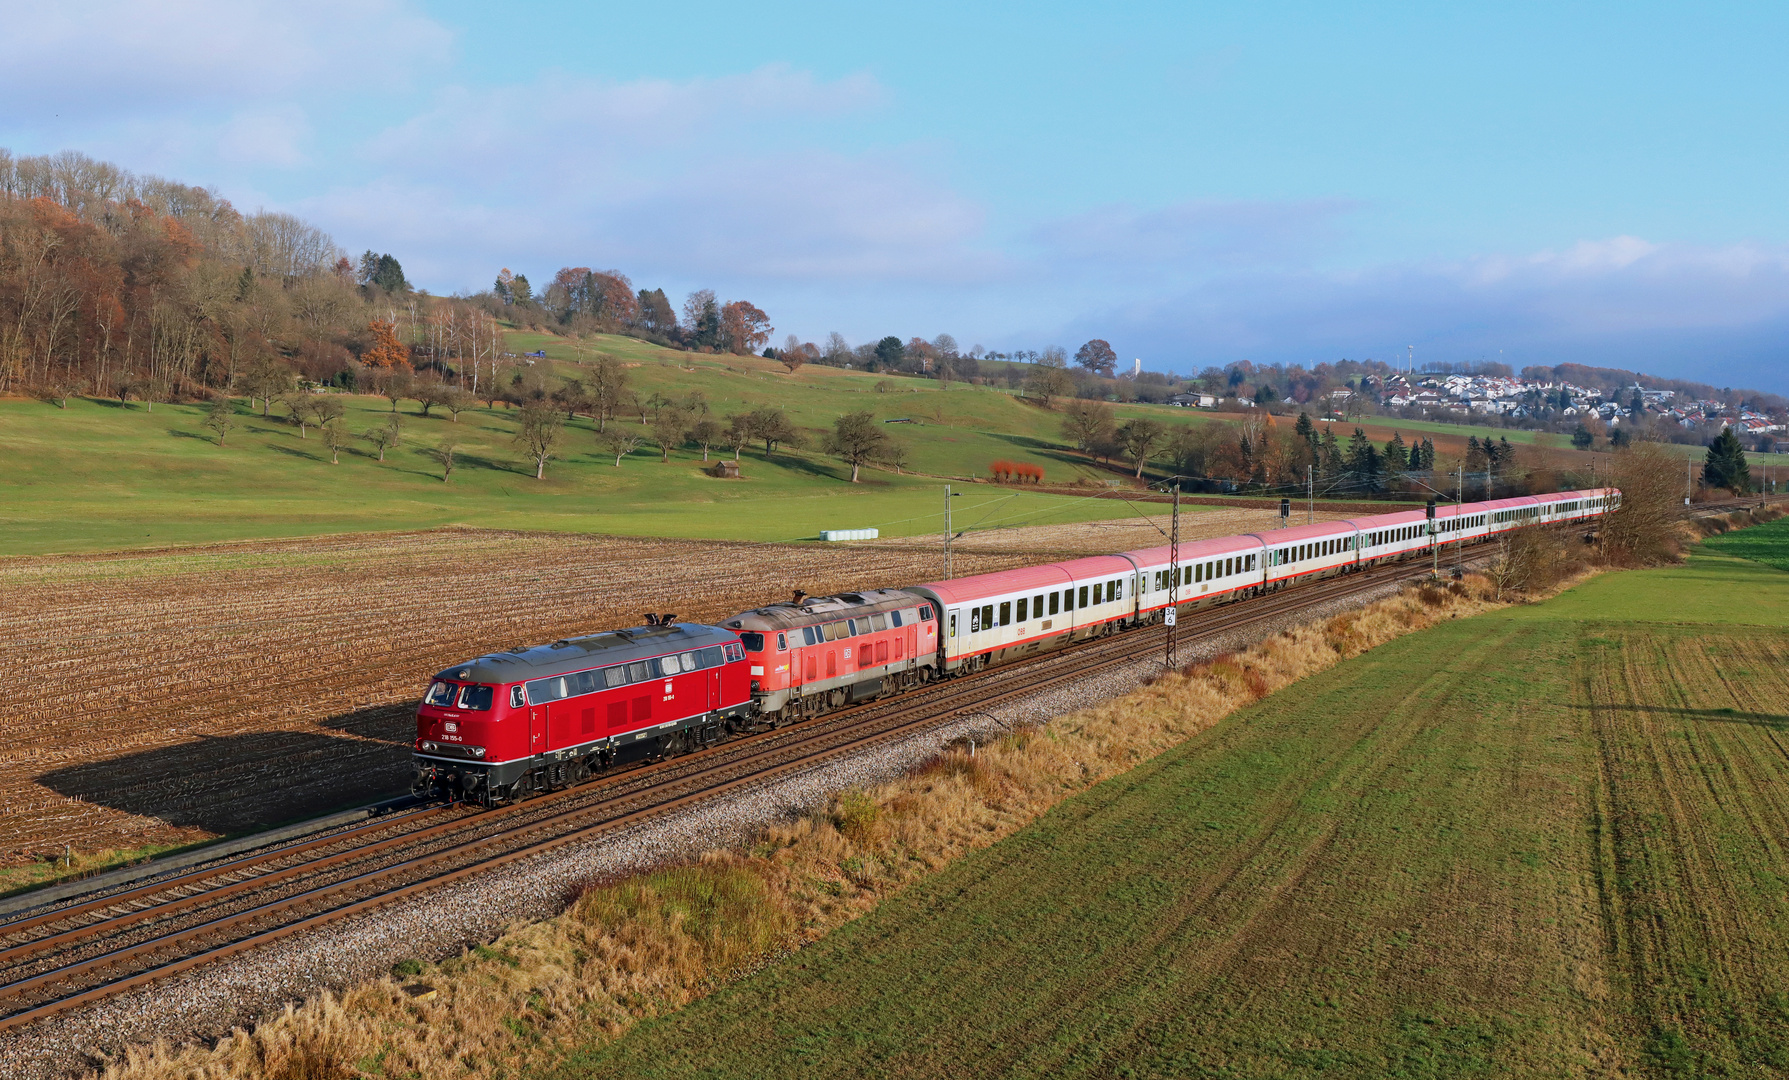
<box><xmin>216</xmin><ymin>106</ymin><xmax>311</xmax><ymax>168</ymax></box>
<box><xmin>0</xmin><ymin>0</ymin><xmax>450</xmax><ymax>117</ymax></box>
<box><xmin>309</xmin><ymin>66</ymin><xmax>995</xmax><ymax>288</ymax></box>
<box><xmin>1028</xmin><ymin>197</ymin><xmax>1359</xmax><ymax>270</ymax></box>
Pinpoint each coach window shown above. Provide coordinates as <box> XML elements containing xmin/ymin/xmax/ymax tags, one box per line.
<box><xmin>1017</xmin><ymin>597</ymin><xmax>1028</xmax><ymax>622</ymax></box>
<box><xmin>981</xmin><ymin>604</ymin><xmax>994</xmax><ymax>630</ymax></box>
<box><xmin>1075</xmin><ymin>585</ymin><xmax>1087</xmax><ymax>608</ymax></box>
<box><xmin>426</xmin><ymin>681</ymin><xmax>457</xmax><ymax>707</ymax></box>
<box><xmin>1114</xmin><ymin>579</ymin><xmax>1123</xmax><ymax>599</ymax></box>
<box><xmin>999</xmin><ymin>602</ymin><xmax>1011</xmax><ymax>626</ymax></box>
<box><xmin>1049</xmin><ymin>591</ymin><xmax>1060</xmax><ymax>615</ymax></box>
<box><xmin>970</xmin><ymin>607</ymin><xmax>981</xmax><ymax>633</ymax></box>
<box><xmin>1193</xmin><ymin>564</ymin><xmax>1202</xmax><ymax>583</ymax></box>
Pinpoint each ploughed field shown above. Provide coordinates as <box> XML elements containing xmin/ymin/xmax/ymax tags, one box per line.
<box><xmin>0</xmin><ymin>530</ymin><xmax>1042</xmax><ymax>869</ymax></box>
<box><xmin>561</xmin><ymin>542</ymin><xmax>1789</xmax><ymax>1079</ymax></box>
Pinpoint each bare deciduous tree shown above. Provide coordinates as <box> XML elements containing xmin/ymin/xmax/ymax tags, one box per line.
<box><xmin>823</xmin><ymin>411</ymin><xmax>888</xmax><ymax>483</ymax></box>
<box><xmin>203</xmin><ymin>396</ymin><xmax>236</xmax><ymax>445</ymax></box>
<box><xmin>362</xmin><ymin>413</ymin><xmax>403</xmax><ymax>462</ymax></box>
<box><xmin>428</xmin><ymin>438</ymin><xmax>460</xmax><ymax>481</ymax></box>
<box><xmin>321</xmin><ymin>420</ymin><xmax>349</xmax><ymax>464</ymax></box>
<box><xmin>515</xmin><ymin>401</ymin><xmax>562</xmax><ymax>479</ymax></box>
<box><xmin>598</xmin><ymin>427</ymin><xmax>642</xmax><ymax>466</ymax></box>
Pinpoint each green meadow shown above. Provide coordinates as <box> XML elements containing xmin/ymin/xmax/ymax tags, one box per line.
<box><xmin>0</xmin><ymin>338</ymin><xmax>1191</xmax><ymax>555</ymax></box>
<box><xmin>556</xmin><ymin>542</ymin><xmax>1789</xmax><ymax>1079</ymax></box>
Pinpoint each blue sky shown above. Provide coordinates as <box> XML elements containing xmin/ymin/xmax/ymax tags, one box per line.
<box><xmin>6</xmin><ymin>1</ymin><xmax>1788</xmax><ymax>389</ymax></box>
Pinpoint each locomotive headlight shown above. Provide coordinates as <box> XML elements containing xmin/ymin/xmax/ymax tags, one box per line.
<box><xmin>469</xmin><ymin>746</ymin><xmax>487</xmax><ymax>759</ymax></box>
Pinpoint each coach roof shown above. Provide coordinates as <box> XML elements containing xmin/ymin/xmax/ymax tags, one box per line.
<box><xmin>434</xmin><ymin>622</ymin><xmax>739</xmax><ymax>684</ymax></box>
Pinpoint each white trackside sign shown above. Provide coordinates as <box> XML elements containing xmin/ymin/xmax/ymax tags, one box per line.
<box><xmin>1164</xmin><ymin>607</ymin><xmax>1177</xmax><ymax>626</ymax></box>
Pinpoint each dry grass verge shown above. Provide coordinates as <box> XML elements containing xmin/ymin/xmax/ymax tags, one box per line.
<box><xmin>86</xmin><ymin>566</ymin><xmax>1592</xmax><ymax>1080</ymax></box>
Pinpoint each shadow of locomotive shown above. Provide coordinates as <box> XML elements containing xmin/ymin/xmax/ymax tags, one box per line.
<box><xmin>320</xmin><ymin>702</ymin><xmax>419</xmax><ymax>746</ymax></box>
<box><xmin>38</xmin><ymin>728</ymin><xmax>414</xmax><ymax>837</ymax></box>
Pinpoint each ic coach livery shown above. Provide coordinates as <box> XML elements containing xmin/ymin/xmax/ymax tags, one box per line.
<box><xmin>416</xmin><ymin>487</ymin><xmax>1617</xmax><ymax>804</ymax></box>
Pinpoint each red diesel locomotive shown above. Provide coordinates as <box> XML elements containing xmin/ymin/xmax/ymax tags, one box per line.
<box><xmin>414</xmin><ymin>618</ymin><xmax>751</xmax><ymax>805</ymax></box>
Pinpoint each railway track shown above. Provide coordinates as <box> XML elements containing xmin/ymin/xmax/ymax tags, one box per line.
<box><xmin>0</xmin><ymin>553</ymin><xmax>1456</xmax><ymax>1036</ymax></box>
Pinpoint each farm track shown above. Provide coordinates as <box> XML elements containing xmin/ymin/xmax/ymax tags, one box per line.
<box><xmin>0</xmin><ymin>551</ymin><xmax>1456</xmax><ymax>1036</ymax></box>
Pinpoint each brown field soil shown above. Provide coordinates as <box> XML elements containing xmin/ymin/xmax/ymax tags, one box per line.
<box><xmin>0</xmin><ymin>530</ymin><xmax>1039</xmax><ymax>871</ymax></box>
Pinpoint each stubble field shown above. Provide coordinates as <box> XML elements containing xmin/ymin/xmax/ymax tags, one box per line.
<box><xmin>0</xmin><ymin>529</ymin><xmax>1049</xmax><ymax>882</ymax></box>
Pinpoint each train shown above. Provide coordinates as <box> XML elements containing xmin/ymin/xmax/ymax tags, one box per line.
<box><xmin>414</xmin><ymin>487</ymin><xmax>1618</xmax><ymax>805</ymax></box>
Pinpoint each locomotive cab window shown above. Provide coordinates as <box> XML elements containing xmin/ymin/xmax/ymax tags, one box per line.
<box><xmin>425</xmin><ymin>681</ymin><xmax>457</xmax><ymax>707</ymax></box>
<box><xmin>510</xmin><ymin>685</ymin><xmax>526</xmax><ymax>708</ymax></box>
<box><xmin>738</xmin><ymin>632</ymin><xmax>766</xmax><ymax>652</ymax></box>
<box><xmin>776</xmin><ymin>633</ymin><xmax>787</xmax><ymax>651</ymax></box>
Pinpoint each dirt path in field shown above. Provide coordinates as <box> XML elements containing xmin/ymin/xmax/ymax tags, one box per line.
<box><xmin>0</xmin><ymin>530</ymin><xmax>1045</xmax><ymax>864</ymax></box>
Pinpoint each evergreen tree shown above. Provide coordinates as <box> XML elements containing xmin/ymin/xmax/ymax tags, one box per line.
<box><xmin>1319</xmin><ymin>427</ymin><xmax>1342</xmax><ymax>477</ymax></box>
<box><xmin>1703</xmin><ymin>427</ymin><xmax>1752</xmax><ymax>493</ymax></box>
<box><xmin>694</xmin><ymin>295</ymin><xmax>721</xmax><ymax>348</ymax></box>
<box><xmin>1418</xmin><ymin>437</ymin><xmax>1436</xmax><ymax>470</ymax></box>
<box><xmin>1466</xmin><ymin>435</ymin><xmax>1487</xmax><ymax>474</ymax></box>
<box><xmin>1572</xmin><ymin>425</ymin><xmax>1594</xmax><ymax>450</ymax></box>
<box><xmin>1294</xmin><ymin>411</ymin><xmax>1318</xmax><ymax>454</ymax></box>
<box><xmin>1497</xmin><ymin>436</ymin><xmax>1515</xmax><ymax>475</ymax></box>
<box><xmin>1384</xmin><ymin>431</ymin><xmax>1408</xmax><ymax>472</ymax></box>
<box><xmin>1346</xmin><ymin>427</ymin><xmax>1383</xmax><ymax>492</ymax></box>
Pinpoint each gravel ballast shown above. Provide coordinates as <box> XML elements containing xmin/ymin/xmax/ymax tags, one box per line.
<box><xmin>0</xmin><ymin>578</ymin><xmax>1407</xmax><ymax>1080</ymax></box>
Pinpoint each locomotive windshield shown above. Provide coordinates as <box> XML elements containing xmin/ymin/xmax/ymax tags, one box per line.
<box><xmin>738</xmin><ymin>632</ymin><xmax>766</xmax><ymax>652</ymax></box>
<box><xmin>458</xmin><ymin>685</ymin><xmax>494</xmax><ymax>711</ymax></box>
<box><xmin>425</xmin><ymin>681</ymin><xmax>457</xmax><ymax>707</ymax></box>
